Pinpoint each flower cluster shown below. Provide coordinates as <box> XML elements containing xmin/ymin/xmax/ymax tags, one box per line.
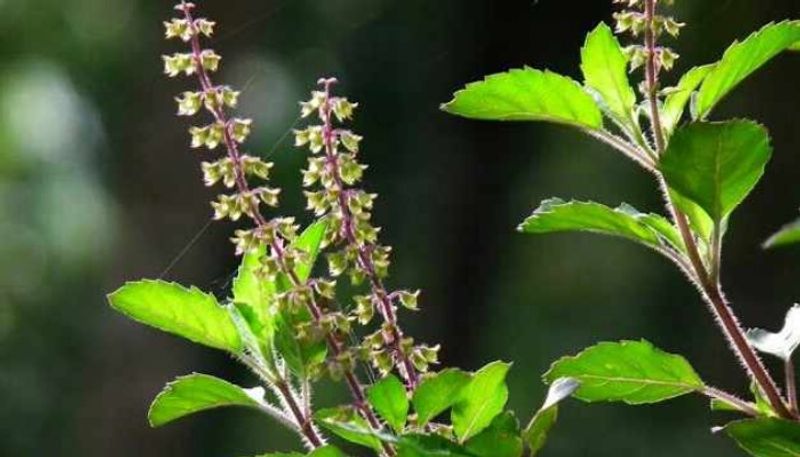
<box><xmin>295</xmin><ymin>79</ymin><xmax>440</xmax><ymax>389</ymax></box>
<box><xmin>163</xmin><ymin>6</ymin><xmax>404</xmax><ymax>453</ymax></box>
<box><xmin>613</xmin><ymin>0</ymin><xmax>683</xmax><ymax>73</ymax></box>
<box><xmin>164</xmin><ymin>3</ymin><xmax>279</xmax><ymax>241</ymax></box>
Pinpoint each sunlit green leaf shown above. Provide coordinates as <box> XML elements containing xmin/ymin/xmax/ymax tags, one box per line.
<box><xmin>441</xmin><ymin>68</ymin><xmax>603</xmax><ymax>130</ymax></box>
<box><xmin>519</xmin><ymin>199</ymin><xmax>682</xmax><ymax>253</ymax></box>
<box><xmin>292</xmin><ymin>219</ymin><xmax>328</xmax><ymax>283</ymax></box>
<box><xmin>274</xmin><ymin>220</ymin><xmax>330</xmax><ymax>376</ymax></box>
<box><xmin>747</xmin><ymin>304</ymin><xmax>800</xmax><ymax>361</ymax></box>
<box><xmin>233</xmin><ymin>244</ymin><xmax>276</xmax><ymax>323</ymax></box>
<box><xmin>523</xmin><ymin>378</ymin><xmax>579</xmax><ymax>456</ymax></box>
<box><xmin>544</xmin><ymin>340</ymin><xmax>704</xmax><ymax>404</ymax></box>
<box><xmin>253</xmin><ymin>445</ymin><xmax>348</xmax><ymax>457</ymax></box>
<box><xmin>367</xmin><ymin>374</ymin><xmax>409</xmax><ymax>433</ymax></box>
<box><xmin>726</xmin><ymin>419</ymin><xmax>800</xmax><ymax>457</ymax></box>
<box><xmin>108</xmin><ymin>280</ymin><xmax>242</xmax><ymax>353</ymax></box>
<box><xmin>315</xmin><ymin>407</ymin><xmax>383</xmax><ymax>452</ymax></box>
<box><xmin>695</xmin><ymin>21</ymin><xmax>800</xmax><ymax>119</ymax></box>
<box><xmin>668</xmin><ymin>190</ymin><xmax>714</xmax><ymax>243</ymax></box>
<box><xmin>662</xmin><ymin>64</ymin><xmax>714</xmax><ymax>134</ymax></box>
<box><xmin>397</xmin><ymin>434</ymin><xmax>475</xmax><ymax>457</ymax></box>
<box><xmin>274</xmin><ymin>309</ymin><xmax>327</xmax><ymax>377</ymax></box>
<box><xmin>581</xmin><ymin>22</ymin><xmax>637</xmax><ymax>128</ymax></box>
<box><xmin>412</xmin><ymin>368</ymin><xmax>472</xmax><ymax>427</ymax></box>
<box><xmin>452</xmin><ymin>361</ymin><xmax>511</xmax><ymax>442</ymax></box>
<box><xmin>764</xmin><ymin>216</ymin><xmax>800</xmax><ymax>249</ymax></box>
<box><xmin>660</xmin><ymin>121</ymin><xmax>772</xmax><ymax>223</ymax></box>
<box><xmin>466</xmin><ymin>412</ymin><xmax>523</xmax><ymax>457</ymax></box>
<box><xmin>229</xmin><ymin>301</ymin><xmax>272</xmax><ymax>361</ymax></box>
<box><xmin>148</xmin><ymin>373</ymin><xmax>265</xmax><ymax>427</ymax></box>
<box><xmin>252</xmin><ymin>453</ymin><xmax>304</xmax><ymax>457</ymax></box>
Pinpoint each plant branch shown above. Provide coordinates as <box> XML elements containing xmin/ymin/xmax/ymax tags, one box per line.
<box><xmin>318</xmin><ymin>78</ymin><xmax>421</xmax><ymax>390</ymax></box>
<box><xmin>703</xmin><ymin>386</ymin><xmax>761</xmax><ymax>417</ymax></box>
<box><xmin>178</xmin><ymin>3</ymin><xmax>396</xmax><ymax>452</ymax></box>
<box><xmin>583</xmin><ymin>129</ymin><xmax>655</xmax><ymax>171</ymax></box>
<box><xmin>643</xmin><ymin>0</ymin><xmax>665</xmax><ymax>155</ymax></box>
<box><xmin>641</xmin><ymin>0</ymin><xmax>793</xmax><ymax>420</ymax></box>
<box><xmin>660</xmin><ymin>178</ymin><xmax>794</xmax><ymax>420</ymax></box>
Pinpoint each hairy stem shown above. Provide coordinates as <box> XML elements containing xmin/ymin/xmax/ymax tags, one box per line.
<box><xmin>703</xmin><ymin>386</ymin><xmax>761</xmax><ymax>417</ymax></box>
<box><xmin>584</xmin><ymin>129</ymin><xmax>655</xmax><ymax>171</ymax></box>
<box><xmin>178</xmin><ymin>3</ymin><xmax>397</xmax><ymax>451</ymax></box>
<box><xmin>788</xmin><ymin>360</ymin><xmax>798</xmax><ymax>414</ymax></box>
<box><xmin>642</xmin><ymin>0</ymin><xmax>793</xmax><ymax>419</ymax></box>
<box><xmin>643</xmin><ymin>0</ymin><xmax>665</xmax><ymax>154</ymax></box>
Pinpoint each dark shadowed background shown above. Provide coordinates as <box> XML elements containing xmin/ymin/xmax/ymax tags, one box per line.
<box><xmin>2</xmin><ymin>0</ymin><xmax>800</xmax><ymax>455</ymax></box>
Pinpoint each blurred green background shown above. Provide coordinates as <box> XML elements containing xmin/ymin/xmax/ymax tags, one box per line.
<box><xmin>1</xmin><ymin>0</ymin><xmax>799</xmax><ymax>455</ymax></box>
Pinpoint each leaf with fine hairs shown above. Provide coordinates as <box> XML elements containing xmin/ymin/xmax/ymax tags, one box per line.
<box><xmin>661</xmin><ymin>64</ymin><xmax>714</xmax><ymax>135</ymax></box>
<box><xmin>412</xmin><ymin>368</ymin><xmax>472</xmax><ymax>427</ymax></box>
<box><xmin>441</xmin><ymin>67</ymin><xmax>603</xmax><ymax>130</ymax></box>
<box><xmin>519</xmin><ymin>198</ymin><xmax>683</xmax><ymax>254</ymax></box>
<box><xmin>451</xmin><ymin>361</ymin><xmax>512</xmax><ymax>442</ymax></box>
<box><xmin>544</xmin><ymin>340</ymin><xmax>705</xmax><ymax>405</ymax></box>
<box><xmin>523</xmin><ymin>378</ymin><xmax>580</xmax><ymax>456</ymax></box>
<box><xmin>660</xmin><ymin>120</ymin><xmax>772</xmax><ymax>224</ymax></box>
<box><xmin>726</xmin><ymin>419</ymin><xmax>800</xmax><ymax>457</ymax></box>
<box><xmin>148</xmin><ymin>373</ymin><xmax>269</xmax><ymax>427</ymax></box>
<box><xmin>581</xmin><ymin>22</ymin><xmax>637</xmax><ymax>128</ymax></box>
<box><xmin>695</xmin><ymin>21</ymin><xmax>800</xmax><ymax>119</ymax></box>
<box><xmin>108</xmin><ymin>279</ymin><xmax>242</xmax><ymax>353</ymax></box>
<box><xmin>366</xmin><ymin>374</ymin><xmax>409</xmax><ymax>433</ymax></box>
<box><xmin>764</xmin><ymin>215</ymin><xmax>800</xmax><ymax>249</ymax></box>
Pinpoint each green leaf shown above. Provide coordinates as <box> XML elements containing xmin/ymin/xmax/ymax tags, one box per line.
<box><xmin>711</xmin><ymin>398</ymin><xmax>744</xmax><ymax>413</ymax></box>
<box><xmin>108</xmin><ymin>280</ymin><xmax>242</xmax><ymax>353</ymax></box>
<box><xmin>764</xmin><ymin>216</ymin><xmax>800</xmax><ymax>249</ymax></box>
<box><xmin>668</xmin><ymin>190</ymin><xmax>714</xmax><ymax>242</ymax></box>
<box><xmin>726</xmin><ymin>419</ymin><xmax>800</xmax><ymax>457</ymax></box>
<box><xmin>662</xmin><ymin>64</ymin><xmax>714</xmax><ymax>134</ymax></box>
<box><xmin>274</xmin><ymin>310</ymin><xmax>327</xmax><ymax>377</ymax></box>
<box><xmin>148</xmin><ymin>373</ymin><xmax>265</xmax><ymax>427</ymax></box>
<box><xmin>308</xmin><ymin>447</ymin><xmax>348</xmax><ymax>457</ymax></box>
<box><xmin>695</xmin><ymin>21</ymin><xmax>800</xmax><ymax>119</ymax></box>
<box><xmin>519</xmin><ymin>199</ymin><xmax>682</xmax><ymax>253</ymax></box>
<box><xmin>293</xmin><ymin>219</ymin><xmax>328</xmax><ymax>283</ymax></box>
<box><xmin>523</xmin><ymin>378</ymin><xmax>580</xmax><ymax>456</ymax></box>
<box><xmin>252</xmin><ymin>453</ymin><xmax>304</xmax><ymax>457</ymax></box>
<box><xmin>544</xmin><ymin>340</ymin><xmax>705</xmax><ymax>405</ymax></box>
<box><xmin>253</xmin><ymin>446</ymin><xmax>347</xmax><ymax>457</ymax></box>
<box><xmin>397</xmin><ymin>434</ymin><xmax>476</xmax><ymax>457</ymax></box>
<box><xmin>465</xmin><ymin>412</ymin><xmax>523</xmax><ymax>457</ymax></box>
<box><xmin>747</xmin><ymin>305</ymin><xmax>800</xmax><ymax>361</ymax></box>
<box><xmin>315</xmin><ymin>407</ymin><xmax>384</xmax><ymax>452</ymax></box>
<box><xmin>412</xmin><ymin>368</ymin><xmax>472</xmax><ymax>427</ymax></box>
<box><xmin>233</xmin><ymin>244</ymin><xmax>276</xmax><ymax>320</ymax></box>
<box><xmin>274</xmin><ymin>220</ymin><xmax>330</xmax><ymax>376</ymax></box>
<box><xmin>580</xmin><ymin>22</ymin><xmax>637</xmax><ymax>128</ymax></box>
<box><xmin>229</xmin><ymin>302</ymin><xmax>272</xmax><ymax>362</ymax></box>
<box><xmin>441</xmin><ymin>67</ymin><xmax>603</xmax><ymax>130</ymax></box>
<box><xmin>253</xmin><ymin>453</ymin><xmax>304</xmax><ymax>457</ymax></box>
<box><xmin>367</xmin><ymin>374</ymin><xmax>409</xmax><ymax>433</ymax></box>
<box><xmin>452</xmin><ymin>361</ymin><xmax>511</xmax><ymax>442</ymax></box>
<box><xmin>660</xmin><ymin>121</ymin><xmax>772</xmax><ymax>223</ymax></box>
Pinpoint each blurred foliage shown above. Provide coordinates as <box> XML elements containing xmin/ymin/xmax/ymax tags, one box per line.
<box><xmin>1</xmin><ymin>0</ymin><xmax>799</xmax><ymax>456</ymax></box>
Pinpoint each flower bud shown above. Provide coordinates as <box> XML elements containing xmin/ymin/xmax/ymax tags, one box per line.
<box><xmin>164</xmin><ymin>19</ymin><xmax>193</xmax><ymax>42</ymax></box>
<box><xmin>163</xmin><ymin>53</ymin><xmax>195</xmax><ymax>77</ymax></box>
<box><xmin>176</xmin><ymin>91</ymin><xmax>203</xmax><ymax>116</ymax></box>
